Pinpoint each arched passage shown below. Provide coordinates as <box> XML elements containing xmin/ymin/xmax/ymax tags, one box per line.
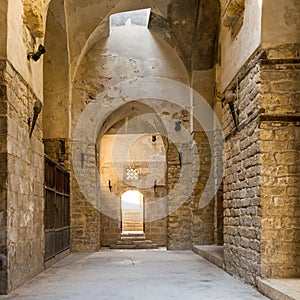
<box><xmin>97</xmin><ymin>101</ymin><xmax>168</xmax><ymax>247</ymax></box>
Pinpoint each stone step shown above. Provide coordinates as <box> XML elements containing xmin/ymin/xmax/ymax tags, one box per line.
<box><xmin>136</xmin><ymin>244</ymin><xmax>158</xmax><ymax>249</ymax></box>
<box><xmin>133</xmin><ymin>240</ymin><xmax>154</xmax><ymax>245</ymax></box>
<box><xmin>110</xmin><ymin>243</ymin><xmax>159</xmax><ymax>249</ymax></box>
<box><xmin>110</xmin><ymin>244</ymin><xmax>138</xmax><ymax>249</ymax></box>
<box><xmin>116</xmin><ymin>239</ymin><xmax>154</xmax><ymax>245</ymax></box>
<box><xmin>111</xmin><ymin>234</ymin><xmax>158</xmax><ymax>249</ymax></box>
<box><xmin>121</xmin><ymin>231</ymin><xmax>145</xmax><ymax>236</ymax></box>
<box><xmin>120</xmin><ymin>236</ymin><xmax>146</xmax><ymax>241</ymax></box>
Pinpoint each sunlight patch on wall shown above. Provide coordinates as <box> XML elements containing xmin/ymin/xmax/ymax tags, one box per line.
<box><xmin>109</xmin><ymin>8</ymin><xmax>151</xmax><ymax>34</ymax></box>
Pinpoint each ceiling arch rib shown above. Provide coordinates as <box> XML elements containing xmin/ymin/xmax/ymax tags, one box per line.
<box><xmin>65</xmin><ymin>0</ymin><xmax>167</xmax><ymax>80</ymax></box>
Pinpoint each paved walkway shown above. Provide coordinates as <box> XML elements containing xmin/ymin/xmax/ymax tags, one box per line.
<box><xmin>0</xmin><ymin>249</ymin><xmax>268</xmax><ymax>300</ymax></box>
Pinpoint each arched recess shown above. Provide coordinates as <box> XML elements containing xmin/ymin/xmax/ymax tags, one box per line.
<box><xmin>43</xmin><ymin>0</ymin><xmax>70</xmax><ymax>163</ymax></box>
<box><xmin>97</xmin><ymin>101</ymin><xmax>168</xmax><ymax>247</ymax></box>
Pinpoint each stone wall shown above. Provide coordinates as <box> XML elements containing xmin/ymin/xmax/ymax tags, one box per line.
<box><xmin>144</xmin><ymin>186</ymin><xmax>167</xmax><ymax>247</ymax></box>
<box><xmin>4</xmin><ymin>60</ymin><xmax>44</xmax><ymax>293</ymax></box>
<box><xmin>223</xmin><ymin>52</ymin><xmax>262</xmax><ymax>285</ymax></box>
<box><xmin>43</xmin><ymin>139</ymin><xmax>71</xmax><ymax>171</ymax></box>
<box><xmin>260</xmin><ymin>44</ymin><xmax>300</xmax><ymax>278</ymax></box>
<box><xmin>0</xmin><ymin>60</ymin><xmax>8</xmax><ymax>294</ymax></box>
<box><xmin>167</xmin><ymin>142</ymin><xmax>192</xmax><ymax>250</ymax></box>
<box><xmin>191</xmin><ymin>131</ymin><xmax>215</xmax><ymax>245</ymax></box>
<box><xmin>71</xmin><ymin>144</ymin><xmax>101</xmax><ymax>252</ymax></box>
<box><xmin>223</xmin><ymin>44</ymin><xmax>300</xmax><ymax>284</ymax></box>
<box><xmin>214</xmin><ymin>183</ymin><xmax>224</xmax><ymax>245</ymax></box>
<box><xmin>99</xmin><ymin>162</ymin><xmax>167</xmax><ymax>247</ymax></box>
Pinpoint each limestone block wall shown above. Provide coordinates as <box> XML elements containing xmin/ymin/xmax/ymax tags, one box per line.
<box><xmin>0</xmin><ymin>60</ymin><xmax>8</xmax><ymax>294</ymax></box>
<box><xmin>223</xmin><ymin>53</ymin><xmax>262</xmax><ymax>285</ymax></box>
<box><xmin>99</xmin><ymin>160</ymin><xmax>167</xmax><ymax>247</ymax></box>
<box><xmin>223</xmin><ymin>43</ymin><xmax>300</xmax><ymax>284</ymax></box>
<box><xmin>214</xmin><ymin>183</ymin><xmax>224</xmax><ymax>245</ymax></box>
<box><xmin>191</xmin><ymin>131</ymin><xmax>214</xmax><ymax>245</ymax></box>
<box><xmin>144</xmin><ymin>187</ymin><xmax>167</xmax><ymax>246</ymax></box>
<box><xmin>71</xmin><ymin>144</ymin><xmax>101</xmax><ymax>252</ymax></box>
<box><xmin>43</xmin><ymin>139</ymin><xmax>71</xmax><ymax>170</ymax></box>
<box><xmin>167</xmin><ymin>142</ymin><xmax>192</xmax><ymax>250</ymax></box>
<box><xmin>259</xmin><ymin>44</ymin><xmax>300</xmax><ymax>278</ymax></box>
<box><xmin>2</xmin><ymin>60</ymin><xmax>44</xmax><ymax>293</ymax></box>
<box><xmin>71</xmin><ymin>181</ymin><xmax>101</xmax><ymax>252</ymax></box>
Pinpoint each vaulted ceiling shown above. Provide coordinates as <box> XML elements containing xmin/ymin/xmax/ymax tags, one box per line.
<box><xmin>46</xmin><ymin>0</ymin><xmax>220</xmax><ymax>76</ymax></box>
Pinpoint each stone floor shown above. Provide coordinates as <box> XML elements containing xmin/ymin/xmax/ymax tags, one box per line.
<box><xmin>0</xmin><ymin>249</ymin><xmax>269</xmax><ymax>300</ymax></box>
<box><xmin>258</xmin><ymin>279</ymin><xmax>300</xmax><ymax>300</ymax></box>
<box><xmin>192</xmin><ymin>245</ymin><xmax>300</xmax><ymax>300</ymax></box>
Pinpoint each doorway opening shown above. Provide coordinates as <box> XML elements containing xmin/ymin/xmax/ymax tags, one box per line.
<box><xmin>121</xmin><ymin>190</ymin><xmax>144</xmax><ymax>233</ymax></box>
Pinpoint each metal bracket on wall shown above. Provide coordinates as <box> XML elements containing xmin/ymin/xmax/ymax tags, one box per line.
<box><xmin>81</xmin><ymin>151</ymin><xmax>85</xmax><ymax>169</ymax></box>
<box><xmin>29</xmin><ymin>100</ymin><xmax>42</xmax><ymax>138</ymax></box>
<box><xmin>228</xmin><ymin>101</ymin><xmax>238</xmax><ymax>129</ymax></box>
<box><xmin>178</xmin><ymin>149</ymin><xmax>182</xmax><ymax>169</ymax></box>
<box><xmin>108</xmin><ymin>180</ymin><xmax>112</xmax><ymax>192</ymax></box>
<box><xmin>225</xmin><ymin>90</ymin><xmax>239</xmax><ymax>130</ymax></box>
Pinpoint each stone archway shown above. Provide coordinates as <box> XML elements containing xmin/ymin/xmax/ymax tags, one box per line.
<box><xmin>97</xmin><ymin>101</ymin><xmax>168</xmax><ymax>247</ymax></box>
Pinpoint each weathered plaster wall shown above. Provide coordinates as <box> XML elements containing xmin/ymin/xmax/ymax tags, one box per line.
<box><xmin>71</xmin><ymin>25</ymin><xmax>188</xmax><ymax>130</ymax></box>
<box><xmin>7</xmin><ymin>0</ymin><xmax>45</xmax><ymax>98</ymax></box>
<box><xmin>262</xmin><ymin>0</ymin><xmax>300</xmax><ymax>45</ymax></box>
<box><xmin>192</xmin><ymin>69</ymin><xmax>215</xmax><ymax>111</ymax></box>
<box><xmin>65</xmin><ymin>0</ymin><xmax>168</xmax><ymax>77</ymax></box>
<box><xmin>43</xmin><ymin>0</ymin><xmax>70</xmax><ymax>139</ymax></box>
<box><xmin>219</xmin><ymin>0</ymin><xmax>262</xmax><ymax>91</ymax></box>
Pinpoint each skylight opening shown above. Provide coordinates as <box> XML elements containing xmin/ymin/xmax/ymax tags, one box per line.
<box><xmin>109</xmin><ymin>8</ymin><xmax>151</xmax><ymax>34</ymax></box>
